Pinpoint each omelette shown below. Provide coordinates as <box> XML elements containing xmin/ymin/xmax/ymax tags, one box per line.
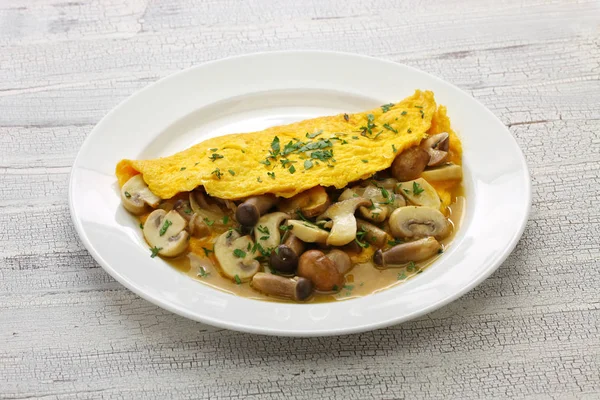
<box><xmin>116</xmin><ymin>90</ymin><xmax>464</xmax><ymax>303</ymax></box>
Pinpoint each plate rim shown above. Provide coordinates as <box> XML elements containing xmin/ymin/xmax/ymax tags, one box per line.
<box><xmin>69</xmin><ymin>50</ymin><xmax>531</xmax><ymax>336</ymax></box>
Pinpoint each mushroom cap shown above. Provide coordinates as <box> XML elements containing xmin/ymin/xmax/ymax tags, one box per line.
<box><xmin>254</xmin><ymin>212</ymin><xmax>289</xmax><ymax>251</ymax></box>
<box><xmin>391</xmin><ymin>146</ymin><xmax>431</xmax><ymax>182</ymax></box>
<box><xmin>297</xmin><ymin>250</ymin><xmax>343</xmax><ymax>292</ymax></box>
<box><xmin>389</xmin><ymin>206</ymin><xmax>451</xmax><ymax>240</ymax></box>
<box><xmin>214</xmin><ymin>230</ymin><xmax>260</xmax><ymax>282</ymax></box>
<box><xmin>143</xmin><ymin>209</ymin><xmax>189</xmax><ymax>257</ymax></box>
<box><xmin>317</xmin><ymin>197</ymin><xmax>370</xmax><ymax>246</ymax></box>
<box><xmin>421</xmin><ymin>132</ymin><xmax>450</xmax><ymax>166</ymax></box>
<box><xmin>396</xmin><ymin>178</ymin><xmax>442</xmax><ymax>210</ymax></box>
<box><xmin>236</xmin><ymin>194</ymin><xmax>278</xmax><ymax>227</ymax></box>
<box><xmin>287</xmin><ymin>220</ymin><xmax>330</xmax><ymax>243</ymax></box>
<box><xmin>373</xmin><ymin>236</ymin><xmax>441</xmax><ymax>267</ymax></box>
<box><xmin>326</xmin><ymin>249</ymin><xmax>353</xmax><ymax>275</ymax></box>
<box><xmin>121</xmin><ymin>175</ymin><xmax>161</xmax><ymax>215</ymax></box>
<box><xmin>269</xmin><ymin>245</ymin><xmax>299</xmax><ymax>274</ymax></box>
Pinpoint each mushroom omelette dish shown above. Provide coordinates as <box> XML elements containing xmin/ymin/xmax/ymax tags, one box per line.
<box><xmin>116</xmin><ymin>90</ymin><xmax>464</xmax><ymax>303</ymax></box>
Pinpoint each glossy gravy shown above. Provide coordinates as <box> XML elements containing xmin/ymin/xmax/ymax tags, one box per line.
<box><xmin>166</xmin><ymin>191</ymin><xmax>465</xmax><ymax>304</ymax></box>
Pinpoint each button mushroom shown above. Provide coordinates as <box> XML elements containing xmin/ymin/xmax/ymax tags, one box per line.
<box><xmin>316</xmin><ymin>197</ymin><xmax>370</xmax><ymax>246</ymax></box>
<box><xmin>389</xmin><ymin>206</ymin><xmax>451</xmax><ymax>240</ymax></box>
<box><xmin>286</xmin><ymin>220</ymin><xmax>330</xmax><ymax>243</ymax></box>
<box><xmin>373</xmin><ymin>237</ymin><xmax>441</xmax><ymax>267</ymax></box>
<box><xmin>297</xmin><ymin>250</ymin><xmax>344</xmax><ymax>291</ymax></box>
<box><xmin>356</xmin><ymin>218</ymin><xmax>389</xmax><ymax>248</ymax></box>
<box><xmin>214</xmin><ymin>230</ymin><xmax>260</xmax><ymax>282</ymax></box>
<box><xmin>338</xmin><ymin>186</ymin><xmax>365</xmax><ymax>201</ymax></box>
<box><xmin>143</xmin><ymin>209</ymin><xmax>189</xmax><ymax>257</ymax></box>
<box><xmin>251</xmin><ymin>273</ymin><xmax>313</xmax><ymax>301</ymax></box>
<box><xmin>120</xmin><ymin>175</ymin><xmax>161</xmax><ymax>215</ymax></box>
<box><xmin>235</xmin><ymin>194</ymin><xmax>279</xmax><ymax>227</ymax></box>
<box><xmin>254</xmin><ymin>212</ymin><xmax>289</xmax><ymax>251</ymax></box>
<box><xmin>173</xmin><ymin>199</ymin><xmax>211</xmax><ymax>238</ymax></box>
<box><xmin>421</xmin><ymin>163</ymin><xmax>463</xmax><ymax>182</ymax></box>
<box><xmin>421</xmin><ymin>132</ymin><xmax>449</xmax><ymax>166</ymax></box>
<box><xmin>391</xmin><ymin>146</ymin><xmax>431</xmax><ymax>182</ymax></box>
<box><xmin>278</xmin><ymin>186</ymin><xmax>331</xmax><ymax>218</ymax></box>
<box><xmin>396</xmin><ymin>178</ymin><xmax>441</xmax><ymax>210</ymax></box>
<box><xmin>269</xmin><ymin>233</ymin><xmax>305</xmax><ymax>273</ymax></box>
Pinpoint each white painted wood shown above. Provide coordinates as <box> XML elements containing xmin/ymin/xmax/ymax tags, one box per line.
<box><xmin>1</xmin><ymin>0</ymin><xmax>599</xmax><ymax>398</ymax></box>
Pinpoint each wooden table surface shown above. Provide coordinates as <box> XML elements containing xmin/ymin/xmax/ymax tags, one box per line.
<box><xmin>2</xmin><ymin>0</ymin><xmax>599</xmax><ymax>398</ymax></box>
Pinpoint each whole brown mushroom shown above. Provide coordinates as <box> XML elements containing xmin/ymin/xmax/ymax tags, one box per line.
<box><xmin>297</xmin><ymin>250</ymin><xmax>344</xmax><ymax>292</ymax></box>
<box><xmin>390</xmin><ymin>146</ymin><xmax>431</xmax><ymax>182</ymax></box>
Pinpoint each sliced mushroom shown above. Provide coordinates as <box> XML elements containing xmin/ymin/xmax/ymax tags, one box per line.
<box><xmin>373</xmin><ymin>237</ymin><xmax>441</xmax><ymax>267</ymax></box>
<box><xmin>338</xmin><ymin>186</ymin><xmax>365</xmax><ymax>201</ymax></box>
<box><xmin>317</xmin><ymin>197</ymin><xmax>370</xmax><ymax>246</ymax></box>
<box><xmin>121</xmin><ymin>175</ymin><xmax>161</xmax><ymax>215</ymax></box>
<box><xmin>358</xmin><ymin>185</ymin><xmax>391</xmax><ymax>223</ymax></box>
<box><xmin>174</xmin><ymin>199</ymin><xmax>210</xmax><ymax>238</ymax></box>
<box><xmin>214</xmin><ymin>230</ymin><xmax>260</xmax><ymax>282</ymax></box>
<box><xmin>254</xmin><ymin>212</ymin><xmax>289</xmax><ymax>251</ymax></box>
<box><xmin>286</xmin><ymin>220</ymin><xmax>330</xmax><ymax>243</ymax></box>
<box><xmin>269</xmin><ymin>234</ymin><xmax>305</xmax><ymax>273</ymax></box>
<box><xmin>421</xmin><ymin>132</ymin><xmax>449</xmax><ymax>166</ymax></box>
<box><xmin>391</xmin><ymin>146</ymin><xmax>431</xmax><ymax>182</ymax></box>
<box><xmin>356</xmin><ymin>218</ymin><xmax>389</xmax><ymax>248</ymax></box>
<box><xmin>278</xmin><ymin>186</ymin><xmax>331</xmax><ymax>218</ymax></box>
<box><xmin>143</xmin><ymin>209</ymin><xmax>189</xmax><ymax>257</ymax></box>
<box><xmin>389</xmin><ymin>206</ymin><xmax>451</xmax><ymax>240</ymax></box>
<box><xmin>326</xmin><ymin>249</ymin><xmax>353</xmax><ymax>275</ymax></box>
<box><xmin>421</xmin><ymin>163</ymin><xmax>463</xmax><ymax>182</ymax></box>
<box><xmin>297</xmin><ymin>250</ymin><xmax>344</xmax><ymax>291</ymax></box>
<box><xmin>189</xmin><ymin>191</ymin><xmax>230</xmax><ymax>228</ymax></box>
<box><xmin>396</xmin><ymin>178</ymin><xmax>441</xmax><ymax>210</ymax></box>
<box><xmin>236</xmin><ymin>194</ymin><xmax>279</xmax><ymax>226</ymax></box>
<box><xmin>251</xmin><ymin>273</ymin><xmax>313</xmax><ymax>301</ymax></box>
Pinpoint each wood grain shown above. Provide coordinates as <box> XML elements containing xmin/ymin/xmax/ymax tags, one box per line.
<box><xmin>1</xmin><ymin>0</ymin><xmax>599</xmax><ymax>399</ymax></box>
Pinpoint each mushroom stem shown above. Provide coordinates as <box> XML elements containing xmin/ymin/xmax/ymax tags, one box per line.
<box><xmin>236</xmin><ymin>194</ymin><xmax>279</xmax><ymax>226</ymax></box>
<box><xmin>421</xmin><ymin>163</ymin><xmax>462</xmax><ymax>182</ymax></box>
<box><xmin>373</xmin><ymin>237</ymin><xmax>441</xmax><ymax>267</ymax></box>
<box><xmin>326</xmin><ymin>249</ymin><xmax>353</xmax><ymax>274</ymax></box>
<box><xmin>251</xmin><ymin>273</ymin><xmax>313</xmax><ymax>301</ymax></box>
<box><xmin>355</xmin><ymin>218</ymin><xmax>389</xmax><ymax>248</ymax></box>
<box><xmin>269</xmin><ymin>234</ymin><xmax>305</xmax><ymax>273</ymax></box>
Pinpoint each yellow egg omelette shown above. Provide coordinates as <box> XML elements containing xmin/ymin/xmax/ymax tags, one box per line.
<box><xmin>116</xmin><ymin>90</ymin><xmax>461</xmax><ymax>201</ymax></box>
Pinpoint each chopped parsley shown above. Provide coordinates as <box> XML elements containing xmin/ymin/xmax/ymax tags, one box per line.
<box><xmin>259</xmin><ymin>159</ymin><xmax>271</xmax><ymax>166</ymax></box>
<box><xmin>388</xmin><ymin>238</ymin><xmax>403</xmax><ymax>246</ymax></box>
<box><xmin>267</xmin><ymin>172</ymin><xmax>276</xmax><ymax>179</ymax></box>
<box><xmin>257</xmin><ymin>177</ymin><xmax>263</xmax><ymax>183</ymax></box>
<box><xmin>124</xmin><ymin>191</ymin><xmax>132</xmax><ymax>198</ymax></box>
<box><xmin>203</xmin><ymin>218</ymin><xmax>215</xmax><ymax>226</ymax></box>
<box><xmin>270</xmin><ymin>136</ymin><xmax>281</xmax><ymax>157</ymax></box>
<box><xmin>202</xmin><ymin>247</ymin><xmax>213</xmax><ymax>257</ymax></box>
<box><xmin>407</xmin><ymin>128</ymin><xmax>412</xmax><ymax>133</ymax></box>
<box><xmin>401</xmin><ymin>111</ymin><xmax>407</xmax><ymax>116</ymax></box>
<box><xmin>197</xmin><ymin>267</ymin><xmax>210</xmax><ymax>278</ymax></box>
<box><xmin>360</xmin><ymin>114</ymin><xmax>376</xmax><ymax>136</ymax></box>
<box><xmin>257</xmin><ymin>225</ymin><xmax>270</xmax><ymax>241</ymax></box>
<box><xmin>407</xmin><ymin>261</ymin><xmax>417</xmax><ymax>272</ymax></box>
<box><xmin>412</xmin><ymin>181</ymin><xmax>425</xmax><ymax>195</ymax></box>
<box><xmin>280</xmin><ymin>224</ymin><xmax>293</xmax><ymax>232</ymax></box>
<box><xmin>222</xmin><ymin>215</ymin><xmax>229</xmax><ymax>224</ymax></box>
<box><xmin>361</xmin><ymin>159</ymin><xmax>368</xmax><ymax>163</ymax></box>
<box><xmin>310</xmin><ymin>149</ymin><xmax>334</xmax><ymax>162</ymax></box>
<box><xmin>228</xmin><ymin>169</ymin><xmax>235</xmax><ymax>176</ymax></box>
<box><xmin>211</xmin><ymin>169</ymin><xmax>223</xmax><ymax>180</ymax></box>
<box><xmin>150</xmin><ymin>246</ymin><xmax>162</xmax><ymax>258</ymax></box>
<box><xmin>210</xmin><ymin>148</ymin><xmax>218</xmax><ymax>152</ymax></box>
<box><xmin>180</xmin><ymin>167</ymin><xmax>186</xmax><ymax>171</ymax></box>
<box><xmin>209</xmin><ymin>153</ymin><xmax>224</xmax><ymax>162</ymax></box>
<box><xmin>184</xmin><ymin>208</ymin><xmax>192</xmax><ymax>215</ymax></box>
<box><xmin>233</xmin><ymin>249</ymin><xmax>246</xmax><ymax>258</ymax></box>
<box><xmin>159</xmin><ymin>220</ymin><xmax>172</xmax><ymax>236</ymax></box>
<box><xmin>420</xmin><ymin>109</ymin><xmax>425</xmax><ymax>119</ymax></box>
<box><xmin>304</xmin><ymin>160</ymin><xmax>314</xmax><ymax>170</ymax></box>
<box><xmin>343</xmin><ymin>113</ymin><xmax>350</xmax><ymax>122</ymax></box>
<box><xmin>139</xmin><ymin>222</ymin><xmax>144</xmax><ymax>229</ymax></box>
<box><xmin>397</xmin><ymin>272</ymin><xmax>407</xmax><ymax>280</ymax></box>
<box><xmin>352</xmin><ymin>136</ymin><xmax>359</xmax><ymax>140</ymax></box>
<box><xmin>383</xmin><ymin>123</ymin><xmax>398</xmax><ymax>133</ymax></box>
<box><xmin>414</xmin><ymin>105</ymin><xmax>423</xmax><ymax>109</ymax></box>
<box><xmin>234</xmin><ymin>275</ymin><xmax>242</xmax><ymax>285</ymax></box>
<box><xmin>392</xmin><ymin>144</ymin><xmax>397</xmax><ymax>153</ymax></box>
<box><xmin>306</xmin><ymin>130</ymin><xmax>323</xmax><ymax>139</ymax></box>
<box><xmin>381</xmin><ymin>103</ymin><xmax>394</xmax><ymax>113</ymax></box>
<box><xmin>289</xmin><ymin>165</ymin><xmax>296</xmax><ymax>174</ymax></box>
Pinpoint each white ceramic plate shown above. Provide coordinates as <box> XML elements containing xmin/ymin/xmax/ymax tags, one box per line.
<box><xmin>69</xmin><ymin>51</ymin><xmax>530</xmax><ymax>336</ymax></box>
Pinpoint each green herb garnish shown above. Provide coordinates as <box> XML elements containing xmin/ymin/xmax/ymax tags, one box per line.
<box><xmin>150</xmin><ymin>246</ymin><xmax>162</xmax><ymax>258</ymax></box>
<box><xmin>401</xmin><ymin>111</ymin><xmax>407</xmax><ymax>116</ymax></box>
<box><xmin>234</xmin><ymin>275</ymin><xmax>242</xmax><ymax>284</ymax></box>
<box><xmin>381</xmin><ymin>103</ymin><xmax>394</xmax><ymax>113</ymax></box>
<box><xmin>203</xmin><ymin>218</ymin><xmax>215</xmax><ymax>226</ymax></box>
<box><xmin>124</xmin><ymin>191</ymin><xmax>132</xmax><ymax>198</ymax></box>
<box><xmin>289</xmin><ymin>165</ymin><xmax>296</xmax><ymax>174</ymax></box>
<box><xmin>383</xmin><ymin>123</ymin><xmax>397</xmax><ymax>133</ymax></box>
<box><xmin>306</xmin><ymin>130</ymin><xmax>323</xmax><ymax>139</ymax></box>
<box><xmin>222</xmin><ymin>215</ymin><xmax>229</xmax><ymax>224</ymax></box>
<box><xmin>407</xmin><ymin>261</ymin><xmax>416</xmax><ymax>272</ymax></box>
<box><xmin>197</xmin><ymin>267</ymin><xmax>210</xmax><ymax>278</ymax></box>
<box><xmin>267</xmin><ymin>172</ymin><xmax>276</xmax><ymax>179</ymax></box>
<box><xmin>257</xmin><ymin>177</ymin><xmax>263</xmax><ymax>183</ymax></box>
<box><xmin>412</xmin><ymin>181</ymin><xmax>425</xmax><ymax>195</ymax></box>
<box><xmin>211</xmin><ymin>168</ymin><xmax>223</xmax><ymax>179</ymax></box>
<box><xmin>344</xmin><ymin>113</ymin><xmax>350</xmax><ymax>122</ymax></box>
<box><xmin>180</xmin><ymin>167</ymin><xmax>186</xmax><ymax>171</ymax></box>
<box><xmin>392</xmin><ymin>144</ymin><xmax>397</xmax><ymax>153</ymax></box>
<box><xmin>304</xmin><ymin>160</ymin><xmax>314</xmax><ymax>170</ymax></box>
<box><xmin>202</xmin><ymin>247</ymin><xmax>214</xmax><ymax>257</ymax></box>
<box><xmin>209</xmin><ymin>153</ymin><xmax>224</xmax><ymax>161</ymax></box>
<box><xmin>139</xmin><ymin>222</ymin><xmax>144</xmax><ymax>229</ymax></box>
<box><xmin>233</xmin><ymin>249</ymin><xmax>246</xmax><ymax>258</ymax></box>
<box><xmin>210</xmin><ymin>148</ymin><xmax>218</xmax><ymax>152</ymax></box>
<box><xmin>361</xmin><ymin>159</ymin><xmax>368</xmax><ymax>163</ymax></box>
<box><xmin>228</xmin><ymin>169</ymin><xmax>235</xmax><ymax>176</ymax></box>
<box><xmin>159</xmin><ymin>220</ymin><xmax>172</xmax><ymax>236</ymax></box>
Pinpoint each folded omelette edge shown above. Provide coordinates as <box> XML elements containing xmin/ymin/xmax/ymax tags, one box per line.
<box><xmin>116</xmin><ymin>90</ymin><xmax>458</xmax><ymax>200</ymax></box>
